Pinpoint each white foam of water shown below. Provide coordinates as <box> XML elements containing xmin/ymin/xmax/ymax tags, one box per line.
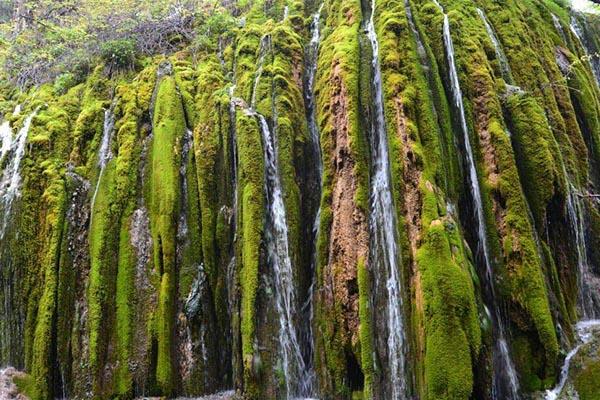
<box><xmin>545</xmin><ymin>320</ymin><xmax>600</xmax><ymax>399</ymax></box>
<box><xmin>0</xmin><ymin>109</ymin><xmax>38</xmax><ymax>239</ymax></box>
<box><xmin>365</xmin><ymin>0</ymin><xmax>408</xmax><ymax>397</ymax></box>
<box><xmin>433</xmin><ymin>2</ymin><xmax>520</xmax><ymax>398</ymax></box>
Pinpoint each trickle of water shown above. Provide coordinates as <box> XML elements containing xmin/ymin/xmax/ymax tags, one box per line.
<box><xmin>256</xmin><ymin>113</ymin><xmax>308</xmax><ymax>399</ymax></box>
<box><xmin>433</xmin><ymin>1</ymin><xmax>520</xmax><ymax>398</ymax></box>
<box><xmin>545</xmin><ymin>320</ymin><xmax>600</xmax><ymax>400</ymax></box>
<box><xmin>184</xmin><ymin>262</ymin><xmax>211</xmax><ymax>383</ymax></box>
<box><xmin>0</xmin><ymin>121</ymin><xmax>12</xmax><ymax>163</ymax></box>
<box><xmin>243</xmin><ymin>36</ymin><xmax>314</xmax><ymax>398</ymax></box>
<box><xmin>0</xmin><ymin>106</ymin><xmax>21</xmax><ymax>164</ymax></box>
<box><xmin>251</xmin><ymin>37</ymin><xmax>270</xmax><ymax>110</ymax></box>
<box><xmin>564</xmin><ymin>180</ymin><xmax>600</xmax><ymax>319</ymax></box>
<box><xmin>226</xmin><ymin>85</ymin><xmax>239</xmax><ymax>320</ymax></box>
<box><xmin>570</xmin><ymin>15</ymin><xmax>600</xmax><ymax>86</ymax></box>
<box><xmin>364</xmin><ymin>0</ymin><xmax>408</xmax><ymax>397</ymax></box>
<box><xmin>228</xmin><ymin>85</ymin><xmax>239</xmax><ymax>224</ymax></box>
<box><xmin>0</xmin><ymin>109</ymin><xmax>38</xmax><ymax>240</ymax></box>
<box><xmin>305</xmin><ymin>4</ymin><xmax>325</xmax><ymax>185</ymax></box>
<box><xmin>283</xmin><ymin>6</ymin><xmax>289</xmax><ymax>21</ymax></box>
<box><xmin>298</xmin><ymin>4</ymin><xmax>324</xmax><ymax>397</ymax></box>
<box><xmin>552</xmin><ymin>14</ymin><xmax>569</xmax><ymax>44</ymax></box>
<box><xmin>89</xmin><ymin>105</ymin><xmax>116</xmax><ymax>230</ymax></box>
<box><xmin>477</xmin><ymin>8</ymin><xmax>514</xmax><ymax>84</ymax></box>
<box><xmin>177</xmin><ymin>128</ymin><xmax>193</xmax><ymax>242</ymax></box>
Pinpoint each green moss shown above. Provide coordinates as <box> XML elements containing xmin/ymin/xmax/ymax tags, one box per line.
<box><xmin>566</xmin><ymin>57</ymin><xmax>600</xmax><ymax>187</ymax></box>
<box><xmin>357</xmin><ymin>258</ymin><xmax>374</xmax><ymax>399</ymax></box>
<box><xmin>237</xmin><ymin>113</ymin><xmax>265</xmax><ymax>397</ymax></box>
<box><xmin>30</xmin><ymin>175</ymin><xmax>67</xmax><ymax>400</ymax></box>
<box><xmin>115</xmin><ymin>216</ymin><xmax>135</xmax><ymax>397</ymax></box>
<box><xmin>505</xmin><ymin>93</ymin><xmax>562</xmax><ymax>227</ymax></box>
<box><xmin>149</xmin><ymin>74</ymin><xmax>186</xmax><ymax>395</ymax></box>
<box><xmin>14</xmin><ymin>374</ymin><xmax>36</xmax><ymax>399</ymax></box>
<box><xmin>194</xmin><ymin>57</ymin><xmax>227</xmax><ymax>327</ymax></box>
<box><xmin>574</xmin><ymin>360</ymin><xmax>600</xmax><ymax>400</ymax></box>
<box><xmin>417</xmin><ymin>199</ymin><xmax>480</xmax><ymax>400</ymax></box>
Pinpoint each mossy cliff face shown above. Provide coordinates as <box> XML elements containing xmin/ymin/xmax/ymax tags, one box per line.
<box><xmin>1</xmin><ymin>1</ymin><xmax>600</xmax><ymax>400</ymax></box>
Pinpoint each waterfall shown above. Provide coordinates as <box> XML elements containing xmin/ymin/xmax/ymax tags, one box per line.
<box><xmin>552</xmin><ymin>14</ymin><xmax>569</xmax><ymax>44</ymax></box>
<box><xmin>227</xmin><ymin>84</ymin><xmax>239</xmax><ymax>319</ymax></box>
<box><xmin>0</xmin><ymin>109</ymin><xmax>38</xmax><ymax>240</ymax></box>
<box><xmin>0</xmin><ymin>106</ymin><xmax>21</xmax><ymax>164</ymax></box>
<box><xmin>298</xmin><ymin>4</ymin><xmax>325</xmax><ymax>397</ymax></box>
<box><xmin>253</xmin><ymin>60</ymin><xmax>314</xmax><ymax>400</ymax></box>
<box><xmin>89</xmin><ymin>105</ymin><xmax>116</xmax><ymax>230</ymax></box>
<box><xmin>364</xmin><ymin>0</ymin><xmax>409</xmax><ymax>397</ymax></box>
<box><xmin>256</xmin><ymin>113</ymin><xmax>309</xmax><ymax>399</ymax></box>
<box><xmin>251</xmin><ymin>36</ymin><xmax>269</xmax><ymax>110</ymax></box>
<box><xmin>433</xmin><ymin>1</ymin><xmax>520</xmax><ymax>398</ymax></box>
<box><xmin>570</xmin><ymin>15</ymin><xmax>600</xmax><ymax>86</ymax></box>
<box><xmin>564</xmin><ymin>180</ymin><xmax>600</xmax><ymax>319</ymax></box>
<box><xmin>545</xmin><ymin>320</ymin><xmax>600</xmax><ymax>399</ymax></box>
<box><xmin>283</xmin><ymin>6</ymin><xmax>289</xmax><ymax>21</ymax></box>
<box><xmin>229</xmin><ymin>85</ymin><xmax>239</xmax><ymax>232</ymax></box>
<box><xmin>244</xmin><ymin>36</ymin><xmax>314</xmax><ymax>399</ymax></box>
<box><xmin>305</xmin><ymin>4</ymin><xmax>324</xmax><ymax>188</ymax></box>
<box><xmin>477</xmin><ymin>8</ymin><xmax>514</xmax><ymax>84</ymax></box>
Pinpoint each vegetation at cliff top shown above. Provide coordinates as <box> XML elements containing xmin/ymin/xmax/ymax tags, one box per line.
<box><xmin>0</xmin><ymin>0</ymin><xmax>237</xmax><ymax>88</ymax></box>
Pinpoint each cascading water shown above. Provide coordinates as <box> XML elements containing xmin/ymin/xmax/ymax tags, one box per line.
<box><xmin>477</xmin><ymin>8</ymin><xmax>514</xmax><ymax>85</ymax></box>
<box><xmin>245</xmin><ymin>36</ymin><xmax>314</xmax><ymax>399</ymax></box>
<box><xmin>226</xmin><ymin>84</ymin><xmax>239</xmax><ymax>319</ymax></box>
<box><xmin>298</xmin><ymin>4</ymin><xmax>324</xmax><ymax>397</ymax></box>
<box><xmin>432</xmin><ymin>1</ymin><xmax>520</xmax><ymax>398</ymax></box>
<box><xmin>364</xmin><ymin>0</ymin><xmax>409</xmax><ymax>397</ymax></box>
<box><xmin>0</xmin><ymin>107</ymin><xmax>37</xmax><ymax>368</ymax></box>
<box><xmin>257</xmin><ymin>112</ymin><xmax>310</xmax><ymax>399</ymax></box>
<box><xmin>251</xmin><ymin>36</ymin><xmax>269</xmax><ymax>110</ymax></box>
<box><xmin>564</xmin><ymin>180</ymin><xmax>600</xmax><ymax>319</ymax></box>
<box><xmin>89</xmin><ymin>105</ymin><xmax>116</xmax><ymax>229</ymax></box>
<box><xmin>545</xmin><ymin>320</ymin><xmax>600</xmax><ymax>399</ymax></box>
<box><xmin>570</xmin><ymin>15</ymin><xmax>600</xmax><ymax>85</ymax></box>
<box><xmin>283</xmin><ymin>6</ymin><xmax>289</xmax><ymax>21</ymax></box>
<box><xmin>552</xmin><ymin>14</ymin><xmax>569</xmax><ymax>44</ymax></box>
<box><xmin>0</xmin><ymin>106</ymin><xmax>21</xmax><ymax>164</ymax></box>
<box><xmin>0</xmin><ymin>109</ymin><xmax>38</xmax><ymax>240</ymax></box>
<box><xmin>305</xmin><ymin>5</ymin><xmax>324</xmax><ymax>188</ymax></box>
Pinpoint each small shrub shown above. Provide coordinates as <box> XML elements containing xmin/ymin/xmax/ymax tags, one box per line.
<box><xmin>53</xmin><ymin>72</ymin><xmax>77</xmax><ymax>95</ymax></box>
<box><xmin>101</xmin><ymin>39</ymin><xmax>137</xmax><ymax>72</ymax></box>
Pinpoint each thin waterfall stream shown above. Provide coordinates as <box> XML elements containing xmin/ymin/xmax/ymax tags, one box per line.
<box><xmin>545</xmin><ymin>320</ymin><xmax>600</xmax><ymax>399</ymax></box>
<box><xmin>564</xmin><ymin>178</ymin><xmax>600</xmax><ymax>320</ymax></box>
<box><xmin>570</xmin><ymin>15</ymin><xmax>600</xmax><ymax>86</ymax></box>
<box><xmin>226</xmin><ymin>84</ymin><xmax>239</xmax><ymax>330</ymax></box>
<box><xmin>0</xmin><ymin>109</ymin><xmax>38</xmax><ymax>240</ymax></box>
<box><xmin>553</xmin><ymin>12</ymin><xmax>600</xmax><ymax>317</ymax></box>
<box><xmin>298</xmin><ymin>3</ymin><xmax>324</xmax><ymax>397</ymax></box>
<box><xmin>363</xmin><ymin>0</ymin><xmax>409</xmax><ymax>397</ymax></box>
<box><xmin>89</xmin><ymin>104</ymin><xmax>116</xmax><ymax>230</ymax></box>
<box><xmin>432</xmin><ymin>1</ymin><xmax>520</xmax><ymax>398</ymax></box>
<box><xmin>0</xmin><ymin>106</ymin><xmax>21</xmax><ymax>164</ymax></box>
<box><xmin>477</xmin><ymin>8</ymin><xmax>514</xmax><ymax>85</ymax></box>
<box><xmin>552</xmin><ymin>14</ymin><xmax>569</xmax><ymax>44</ymax></box>
<box><xmin>236</xmin><ymin>33</ymin><xmax>316</xmax><ymax>399</ymax></box>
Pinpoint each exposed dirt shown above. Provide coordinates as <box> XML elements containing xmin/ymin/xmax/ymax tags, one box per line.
<box><xmin>471</xmin><ymin>74</ymin><xmax>510</xmax><ymax>249</ymax></box>
<box><xmin>324</xmin><ymin>61</ymin><xmax>368</xmax><ymax>345</ymax></box>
